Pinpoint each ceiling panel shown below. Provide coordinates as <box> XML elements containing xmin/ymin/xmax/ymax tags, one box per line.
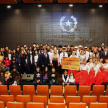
<box><xmin>58</xmin><ymin>0</ymin><xmax>88</xmax><ymax>3</ymax></box>
<box><xmin>23</xmin><ymin>0</ymin><xmax>53</xmax><ymax>3</ymax></box>
<box><xmin>92</xmin><ymin>0</ymin><xmax>108</xmax><ymax>3</ymax></box>
<box><xmin>0</xmin><ymin>0</ymin><xmax>17</xmax><ymax>4</ymax></box>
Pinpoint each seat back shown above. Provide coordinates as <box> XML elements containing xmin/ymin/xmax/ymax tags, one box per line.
<box><xmin>92</xmin><ymin>85</ymin><xmax>104</xmax><ymax>101</ymax></box>
<box><xmin>90</xmin><ymin>103</ymin><xmax>107</xmax><ymax>108</ymax></box>
<box><xmin>78</xmin><ymin>86</ymin><xmax>91</xmax><ymax>101</ymax></box>
<box><xmin>48</xmin><ymin>103</ymin><xmax>65</xmax><ymax>108</ymax></box>
<box><xmin>82</xmin><ymin>96</ymin><xmax>97</xmax><ymax>108</ymax></box>
<box><xmin>27</xmin><ymin>102</ymin><xmax>44</xmax><ymax>108</ymax></box>
<box><xmin>69</xmin><ymin>103</ymin><xmax>86</xmax><ymax>108</ymax></box>
<box><xmin>0</xmin><ymin>85</ymin><xmax>8</xmax><ymax>95</ymax></box>
<box><xmin>23</xmin><ymin>85</ymin><xmax>35</xmax><ymax>101</ymax></box>
<box><xmin>99</xmin><ymin>96</ymin><xmax>108</xmax><ymax>108</ymax></box>
<box><xmin>50</xmin><ymin>86</ymin><xmax>62</xmax><ymax>96</ymax></box>
<box><xmin>50</xmin><ymin>96</ymin><xmax>64</xmax><ymax>103</ymax></box>
<box><xmin>33</xmin><ymin>95</ymin><xmax>47</xmax><ymax>107</ymax></box>
<box><xmin>37</xmin><ymin>85</ymin><xmax>49</xmax><ymax>99</ymax></box>
<box><xmin>9</xmin><ymin>85</ymin><xmax>22</xmax><ymax>100</ymax></box>
<box><xmin>7</xmin><ymin>102</ymin><xmax>24</xmax><ymax>108</ymax></box>
<box><xmin>64</xmin><ymin>86</ymin><xmax>77</xmax><ymax>99</ymax></box>
<box><xmin>105</xmin><ymin>86</ymin><xmax>108</xmax><ymax>95</ymax></box>
<box><xmin>17</xmin><ymin>95</ymin><xmax>31</xmax><ymax>108</ymax></box>
<box><xmin>0</xmin><ymin>95</ymin><xmax>14</xmax><ymax>107</ymax></box>
<box><xmin>0</xmin><ymin>101</ymin><xmax>4</xmax><ymax>108</ymax></box>
<box><xmin>66</xmin><ymin>96</ymin><xmax>80</xmax><ymax>108</ymax></box>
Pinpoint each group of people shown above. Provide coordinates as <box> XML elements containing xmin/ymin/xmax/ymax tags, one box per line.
<box><xmin>0</xmin><ymin>42</ymin><xmax>108</xmax><ymax>86</ymax></box>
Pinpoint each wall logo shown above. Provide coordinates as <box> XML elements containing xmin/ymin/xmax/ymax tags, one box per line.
<box><xmin>60</xmin><ymin>16</ymin><xmax>78</xmax><ymax>33</ymax></box>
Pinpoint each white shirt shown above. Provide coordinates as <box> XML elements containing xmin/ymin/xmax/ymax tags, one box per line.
<box><xmin>34</xmin><ymin>55</ymin><xmax>38</xmax><ymax>63</ymax></box>
<box><xmin>85</xmin><ymin>51</ymin><xmax>89</xmax><ymax>61</ymax></box>
<box><xmin>30</xmin><ymin>55</ymin><xmax>32</xmax><ymax>64</ymax></box>
<box><xmin>8</xmin><ymin>54</ymin><xmax>11</xmax><ymax>61</ymax></box>
<box><xmin>60</xmin><ymin>52</ymin><xmax>68</xmax><ymax>64</ymax></box>
<box><xmin>62</xmin><ymin>74</ymin><xmax>69</xmax><ymax>82</ymax></box>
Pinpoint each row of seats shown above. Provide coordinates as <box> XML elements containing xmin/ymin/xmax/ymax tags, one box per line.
<box><xmin>0</xmin><ymin>101</ymin><xmax>107</xmax><ymax>108</ymax></box>
<box><xmin>0</xmin><ymin>85</ymin><xmax>108</xmax><ymax>101</ymax></box>
<box><xmin>0</xmin><ymin>95</ymin><xmax>108</xmax><ymax>108</ymax></box>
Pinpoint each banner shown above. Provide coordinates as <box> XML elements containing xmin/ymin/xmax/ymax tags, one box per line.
<box><xmin>62</xmin><ymin>57</ymin><xmax>80</xmax><ymax>70</ymax></box>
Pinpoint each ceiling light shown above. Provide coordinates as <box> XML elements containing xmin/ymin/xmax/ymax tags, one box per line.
<box><xmin>7</xmin><ymin>5</ymin><xmax>11</xmax><ymax>9</ymax></box>
<box><xmin>38</xmin><ymin>5</ymin><xmax>42</xmax><ymax>7</ymax></box>
<box><xmin>99</xmin><ymin>5</ymin><xmax>103</xmax><ymax>8</ymax></box>
<box><xmin>69</xmin><ymin>4</ymin><xmax>73</xmax><ymax>7</ymax></box>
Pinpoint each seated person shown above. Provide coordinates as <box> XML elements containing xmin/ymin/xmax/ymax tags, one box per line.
<box><xmin>49</xmin><ymin>67</ymin><xmax>58</xmax><ymax>85</ymax></box>
<box><xmin>7</xmin><ymin>67</ymin><xmax>20</xmax><ymax>85</ymax></box>
<box><xmin>62</xmin><ymin>70</ymin><xmax>69</xmax><ymax>89</ymax></box>
<box><xmin>33</xmin><ymin>67</ymin><xmax>42</xmax><ymax>85</ymax></box>
<box><xmin>43</xmin><ymin>66</ymin><xmax>50</xmax><ymax>85</ymax></box>
<box><xmin>69</xmin><ymin>72</ymin><xmax>75</xmax><ymax>85</ymax></box>
<box><xmin>0</xmin><ymin>72</ymin><xmax>5</xmax><ymax>85</ymax></box>
<box><xmin>4</xmin><ymin>56</ymin><xmax>11</xmax><ymax>72</ymax></box>
<box><xmin>5</xmin><ymin>70</ymin><xmax>10</xmax><ymax>84</ymax></box>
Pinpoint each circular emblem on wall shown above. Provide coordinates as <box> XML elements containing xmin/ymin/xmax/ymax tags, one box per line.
<box><xmin>60</xmin><ymin>16</ymin><xmax>78</xmax><ymax>33</ymax></box>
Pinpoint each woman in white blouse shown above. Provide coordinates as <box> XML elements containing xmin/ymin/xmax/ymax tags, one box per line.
<box><xmin>70</xmin><ymin>51</ymin><xmax>78</xmax><ymax>58</ymax></box>
<box><xmin>80</xmin><ymin>50</ymin><xmax>86</xmax><ymax>64</ymax></box>
<box><xmin>50</xmin><ymin>48</ymin><xmax>60</xmax><ymax>71</ymax></box>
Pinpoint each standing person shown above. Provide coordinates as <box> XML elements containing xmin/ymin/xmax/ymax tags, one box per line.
<box><xmin>34</xmin><ymin>50</ymin><xmax>38</xmax><ymax>72</ymax></box>
<box><xmin>0</xmin><ymin>51</ymin><xmax>4</xmax><ymax>64</ymax></box>
<box><xmin>28</xmin><ymin>50</ymin><xmax>34</xmax><ymax>73</ymax></box>
<box><xmin>43</xmin><ymin>67</ymin><xmax>50</xmax><ymax>85</ymax></box>
<box><xmin>60</xmin><ymin>47</ymin><xmax>68</xmax><ymax>76</ymax></box>
<box><xmin>4</xmin><ymin>46</ymin><xmax>8</xmax><ymax>58</ymax></box>
<box><xmin>49</xmin><ymin>67</ymin><xmax>58</xmax><ymax>85</ymax></box>
<box><xmin>33</xmin><ymin>67</ymin><xmax>43</xmax><ymax>85</ymax></box>
<box><xmin>39</xmin><ymin>48</ymin><xmax>50</xmax><ymax>71</ymax></box>
<box><xmin>84</xmin><ymin>47</ymin><xmax>89</xmax><ymax>62</ymax></box>
<box><xmin>66</xmin><ymin>45</ymin><xmax>71</xmax><ymax>57</ymax></box>
<box><xmin>101</xmin><ymin>42</ymin><xmax>105</xmax><ymax>51</ymax></box>
<box><xmin>8</xmin><ymin>49</ymin><xmax>12</xmax><ymax>61</ymax></box>
<box><xmin>18</xmin><ymin>51</ymin><xmax>26</xmax><ymax>75</ymax></box>
<box><xmin>62</xmin><ymin>70</ymin><xmax>69</xmax><ymax>89</ymax></box>
<box><xmin>51</xmin><ymin>48</ymin><xmax>60</xmax><ymax>71</ymax></box>
<box><xmin>70</xmin><ymin>51</ymin><xmax>78</xmax><ymax>58</ymax></box>
<box><xmin>80</xmin><ymin>50</ymin><xmax>86</xmax><ymax>64</ymax></box>
<box><xmin>101</xmin><ymin>46</ymin><xmax>108</xmax><ymax>63</ymax></box>
<box><xmin>91</xmin><ymin>48</ymin><xmax>100</xmax><ymax>63</ymax></box>
<box><xmin>74</xmin><ymin>46</ymin><xmax>80</xmax><ymax>57</ymax></box>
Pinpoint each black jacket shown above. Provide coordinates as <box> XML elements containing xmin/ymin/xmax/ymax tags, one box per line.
<box><xmin>49</xmin><ymin>72</ymin><xmax>57</xmax><ymax>80</ymax></box>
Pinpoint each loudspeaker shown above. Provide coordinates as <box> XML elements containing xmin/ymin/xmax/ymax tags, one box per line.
<box><xmin>22</xmin><ymin>74</ymin><xmax>34</xmax><ymax>81</ymax></box>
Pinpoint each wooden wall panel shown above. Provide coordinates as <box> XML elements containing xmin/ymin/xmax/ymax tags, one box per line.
<box><xmin>58</xmin><ymin>0</ymin><xmax>88</xmax><ymax>3</ymax></box>
<box><xmin>92</xmin><ymin>0</ymin><xmax>108</xmax><ymax>3</ymax></box>
<box><xmin>0</xmin><ymin>0</ymin><xmax>17</xmax><ymax>4</ymax></box>
<box><xmin>23</xmin><ymin>0</ymin><xmax>53</xmax><ymax>3</ymax></box>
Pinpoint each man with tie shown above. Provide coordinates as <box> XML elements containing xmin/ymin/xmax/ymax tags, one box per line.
<box><xmin>39</xmin><ymin>48</ymin><xmax>50</xmax><ymax>71</ymax></box>
<box><xmin>101</xmin><ymin>46</ymin><xmax>108</xmax><ymax>63</ymax></box>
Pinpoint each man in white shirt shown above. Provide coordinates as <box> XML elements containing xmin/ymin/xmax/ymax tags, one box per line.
<box><xmin>84</xmin><ymin>46</ymin><xmax>89</xmax><ymax>62</ymax></box>
<box><xmin>74</xmin><ymin>46</ymin><xmax>80</xmax><ymax>57</ymax></box>
<box><xmin>60</xmin><ymin>47</ymin><xmax>68</xmax><ymax>64</ymax></box>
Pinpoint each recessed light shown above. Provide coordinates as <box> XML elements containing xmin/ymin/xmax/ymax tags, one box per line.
<box><xmin>38</xmin><ymin>5</ymin><xmax>42</xmax><ymax>7</ymax></box>
<box><xmin>69</xmin><ymin>4</ymin><xmax>73</xmax><ymax>7</ymax></box>
<box><xmin>99</xmin><ymin>5</ymin><xmax>103</xmax><ymax>8</ymax></box>
<box><xmin>7</xmin><ymin>5</ymin><xmax>11</xmax><ymax>9</ymax></box>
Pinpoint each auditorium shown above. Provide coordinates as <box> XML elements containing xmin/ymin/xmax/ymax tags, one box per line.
<box><xmin>0</xmin><ymin>0</ymin><xmax>108</xmax><ymax>108</ymax></box>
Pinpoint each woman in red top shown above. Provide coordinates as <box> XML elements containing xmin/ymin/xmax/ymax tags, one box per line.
<box><xmin>4</xmin><ymin>56</ymin><xmax>11</xmax><ymax>72</ymax></box>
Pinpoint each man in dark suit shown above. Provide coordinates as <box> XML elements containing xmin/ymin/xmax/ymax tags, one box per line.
<box><xmin>101</xmin><ymin>46</ymin><xmax>108</xmax><ymax>63</ymax></box>
<box><xmin>39</xmin><ymin>48</ymin><xmax>50</xmax><ymax>71</ymax></box>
